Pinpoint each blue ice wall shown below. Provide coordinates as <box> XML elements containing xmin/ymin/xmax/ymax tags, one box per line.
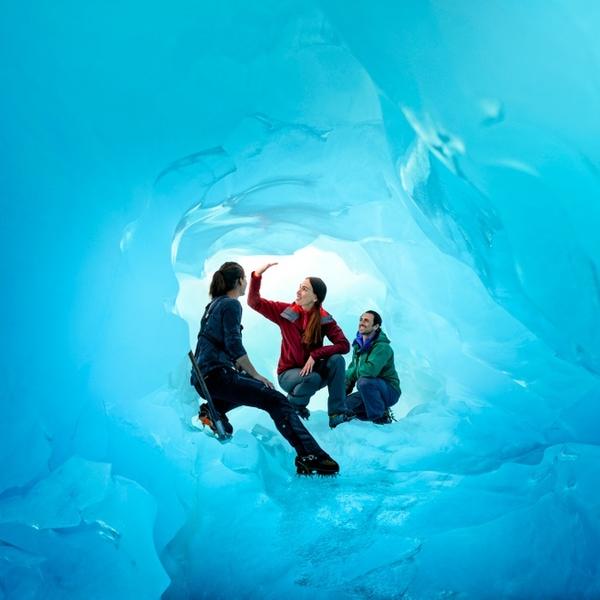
<box><xmin>2</xmin><ymin>1</ymin><xmax>600</xmax><ymax>598</ymax></box>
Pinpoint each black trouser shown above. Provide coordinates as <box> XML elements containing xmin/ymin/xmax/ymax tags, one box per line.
<box><xmin>197</xmin><ymin>367</ymin><xmax>326</xmax><ymax>457</ymax></box>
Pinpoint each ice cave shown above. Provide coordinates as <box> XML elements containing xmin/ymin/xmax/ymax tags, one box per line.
<box><xmin>2</xmin><ymin>1</ymin><xmax>600</xmax><ymax>598</ymax></box>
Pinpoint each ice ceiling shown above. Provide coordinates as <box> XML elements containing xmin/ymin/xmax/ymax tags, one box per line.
<box><xmin>2</xmin><ymin>1</ymin><xmax>600</xmax><ymax>598</ymax></box>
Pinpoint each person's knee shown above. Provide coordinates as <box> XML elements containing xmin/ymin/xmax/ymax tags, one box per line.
<box><xmin>304</xmin><ymin>372</ymin><xmax>322</xmax><ymax>388</ymax></box>
<box><xmin>287</xmin><ymin>394</ymin><xmax>309</xmax><ymax>408</ymax></box>
<box><xmin>279</xmin><ymin>369</ymin><xmax>302</xmax><ymax>392</ymax></box>
<box><xmin>293</xmin><ymin>373</ymin><xmax>320</xmax><ymax>397</ymax></box>
<box><xmin>327</xmin><ymin>354</ymin><xmax>345</xmax><ymax>369</ymax></box>
<box><xmin>265</xmin><ymin>389</ymin><xmax>294</xmax><ymax>414</ymax></box>
<box><xmin>258</xmin><ymin>386</ymin><xmax>280</xmax><ymax>405</ymax></box>
<box><xmin>357</xmin><ymin>376</ymin><xmax>377</xmax><ymax>390</ymax></box>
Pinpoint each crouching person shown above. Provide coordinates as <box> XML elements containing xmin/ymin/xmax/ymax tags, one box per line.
<box><xmin>345</xmin><ymin>310</ymin><xmax>401</xmax><ymax>424</ymax></box>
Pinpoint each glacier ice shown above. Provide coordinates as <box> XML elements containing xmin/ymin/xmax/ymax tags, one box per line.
<box><xmin>2</xmin><ymin>0</ymin><xmax>600</xmax><ymax>598</ymax></box>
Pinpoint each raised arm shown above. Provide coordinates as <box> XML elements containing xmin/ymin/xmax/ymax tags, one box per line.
<box><xmin>255</xmin><ymin>262</ymin><xmax>278</xmax><ymax>276</ymax></box>
<box><xmin>247</xmin><ymin>265</ymin><xmax>289</xmax><ymax>323</ymax></box>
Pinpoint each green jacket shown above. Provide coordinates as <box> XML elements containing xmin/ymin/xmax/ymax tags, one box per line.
<box><xmin>345</xmin><ymin>330</ymin><xmax>401</xmax><ymax>393</ymax></box>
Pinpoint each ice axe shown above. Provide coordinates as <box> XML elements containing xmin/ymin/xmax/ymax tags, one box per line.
<box><xmin>188</xmin><ymin>351</ymin><xmax>231</xmax><ymax>442</ymax></box>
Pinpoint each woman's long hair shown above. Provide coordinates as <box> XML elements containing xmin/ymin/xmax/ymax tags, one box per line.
<box><xmin>301</xmin><ymin>276</ymin><xmax>326</xmax><ymax>347</ymax></box>
<box><xmin>209</xmin><ymin>262</ymin><xmax>244</xmax><ymax>298</ymax></box>
<box><xmin>302</xmin><ymin>309</ymin><xmax>323</xmax><ymax>347</ymax></box>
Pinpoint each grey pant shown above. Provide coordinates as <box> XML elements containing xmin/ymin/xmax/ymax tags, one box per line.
<box><xmin>278</xmin><ymin>354</ymin><xmax>348</xmax><ymax>416</ymax></box>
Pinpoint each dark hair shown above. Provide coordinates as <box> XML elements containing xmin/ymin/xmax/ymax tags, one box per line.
<box><xmin>308</xmin><ymin>277</ymin><xmax>327</xmax><ymax>304</ymax></box>
<box><xmin>209</xmin><ymin>262</ymin><xmax>245</xmax><ymax>298</ymax></box>
<box><xmin>365</xmin><ymin>310</ymin><xmax>382</xmax><ymax>327</ymax></box>
<box><xmin>302</xmin><ymin>277</ymin><xmax>327</xmax><ymax>347</ymax></box>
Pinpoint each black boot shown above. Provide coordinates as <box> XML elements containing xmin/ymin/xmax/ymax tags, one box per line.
<box><xmin>295</xmin><ymin>454</ymin><xmax>340</xmax><ymax>476</ymax></box>
<box><xmin>372</xmin><ymin>408</ymin><xmax>394</xmax><ymax>425</ymax></box>
<box><xmin>199</xmin><ymin>403</ymin><xmax>233</xmax><ymax>435</ymax></box>
<box><xmin>329</xmin><ymin>412</ymin><xmax>355</xmax><ymax>429</ymax></box>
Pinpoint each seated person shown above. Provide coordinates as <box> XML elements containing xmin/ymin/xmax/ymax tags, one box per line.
<box><xmin>345</xmin><ymin>310</ymin><xmax>401</xmax><ymax>424</ymax></box>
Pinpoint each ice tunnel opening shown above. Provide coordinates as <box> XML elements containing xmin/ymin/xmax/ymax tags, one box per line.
<box><xmin>156</xmin><ymin>101</ymin><xmax>577</xmax><ymax>480</ymax></box>
<box><xmin>172</xmin><ymin>237</ymin><xmax>396</xmax><ymax>414</ymax></box>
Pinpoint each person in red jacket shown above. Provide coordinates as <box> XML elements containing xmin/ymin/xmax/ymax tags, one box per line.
<box><xmin>248</xmin><ymin>262</ymin><xmax>352</xmax><ymax>428</ymax></box>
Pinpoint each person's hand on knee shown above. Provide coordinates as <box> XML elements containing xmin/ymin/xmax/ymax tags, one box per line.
<box><xmin>299</xmin><ymin>356</ymin><xmax>315</xmax><ymax>376</ymax></box>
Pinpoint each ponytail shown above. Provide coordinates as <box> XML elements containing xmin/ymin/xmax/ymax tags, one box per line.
<box><xmin>209</xmin><ymin>262</ymin><xmax>245</xmax><ymax>298</ymax></box>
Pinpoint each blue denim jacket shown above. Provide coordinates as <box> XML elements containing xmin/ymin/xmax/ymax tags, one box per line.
<box><xmin>192</xmin><ymin>296</ymin><xmax>247</xmax><ymax>377</ymax></box>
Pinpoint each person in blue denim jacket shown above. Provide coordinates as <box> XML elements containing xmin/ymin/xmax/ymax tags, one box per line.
<box><xmin>191</xmin><ymin>261</ymin><xmax>340</xmax><ymax>476</ymax></box>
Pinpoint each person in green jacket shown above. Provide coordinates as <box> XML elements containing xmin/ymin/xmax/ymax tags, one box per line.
<box><xmin>345</xmin><ymin>310</ymin><xmax>401</xmax><ymax>424</ymax></box>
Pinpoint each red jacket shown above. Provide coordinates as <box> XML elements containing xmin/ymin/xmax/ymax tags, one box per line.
<box><xmin>248</xmin><ymin>272</ymin><xmax>350</xmax><ymax>374</ymax></box>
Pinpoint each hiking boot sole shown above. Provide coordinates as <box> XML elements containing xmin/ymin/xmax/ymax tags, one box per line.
<box><xmin>296</xmin><ymin>466</ymin><xmax>339</xmax><ymax>476</ymax></box>
<box><xmin>295</xmin><ymin>457</ymin><xmax>340</xmax><ymax>476</ymax></box>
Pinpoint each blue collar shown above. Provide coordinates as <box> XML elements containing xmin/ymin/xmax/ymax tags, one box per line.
<box><xmin>354</xmin><ymin>329</ymin><xmax>379</xmax><ymax>353</ymax></box>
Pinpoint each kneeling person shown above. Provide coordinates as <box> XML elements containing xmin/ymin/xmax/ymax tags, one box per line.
<box><xmin>345</xmin><ymin>310</ymin><xmax>401</xmax><ymax>424</ymax></box>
